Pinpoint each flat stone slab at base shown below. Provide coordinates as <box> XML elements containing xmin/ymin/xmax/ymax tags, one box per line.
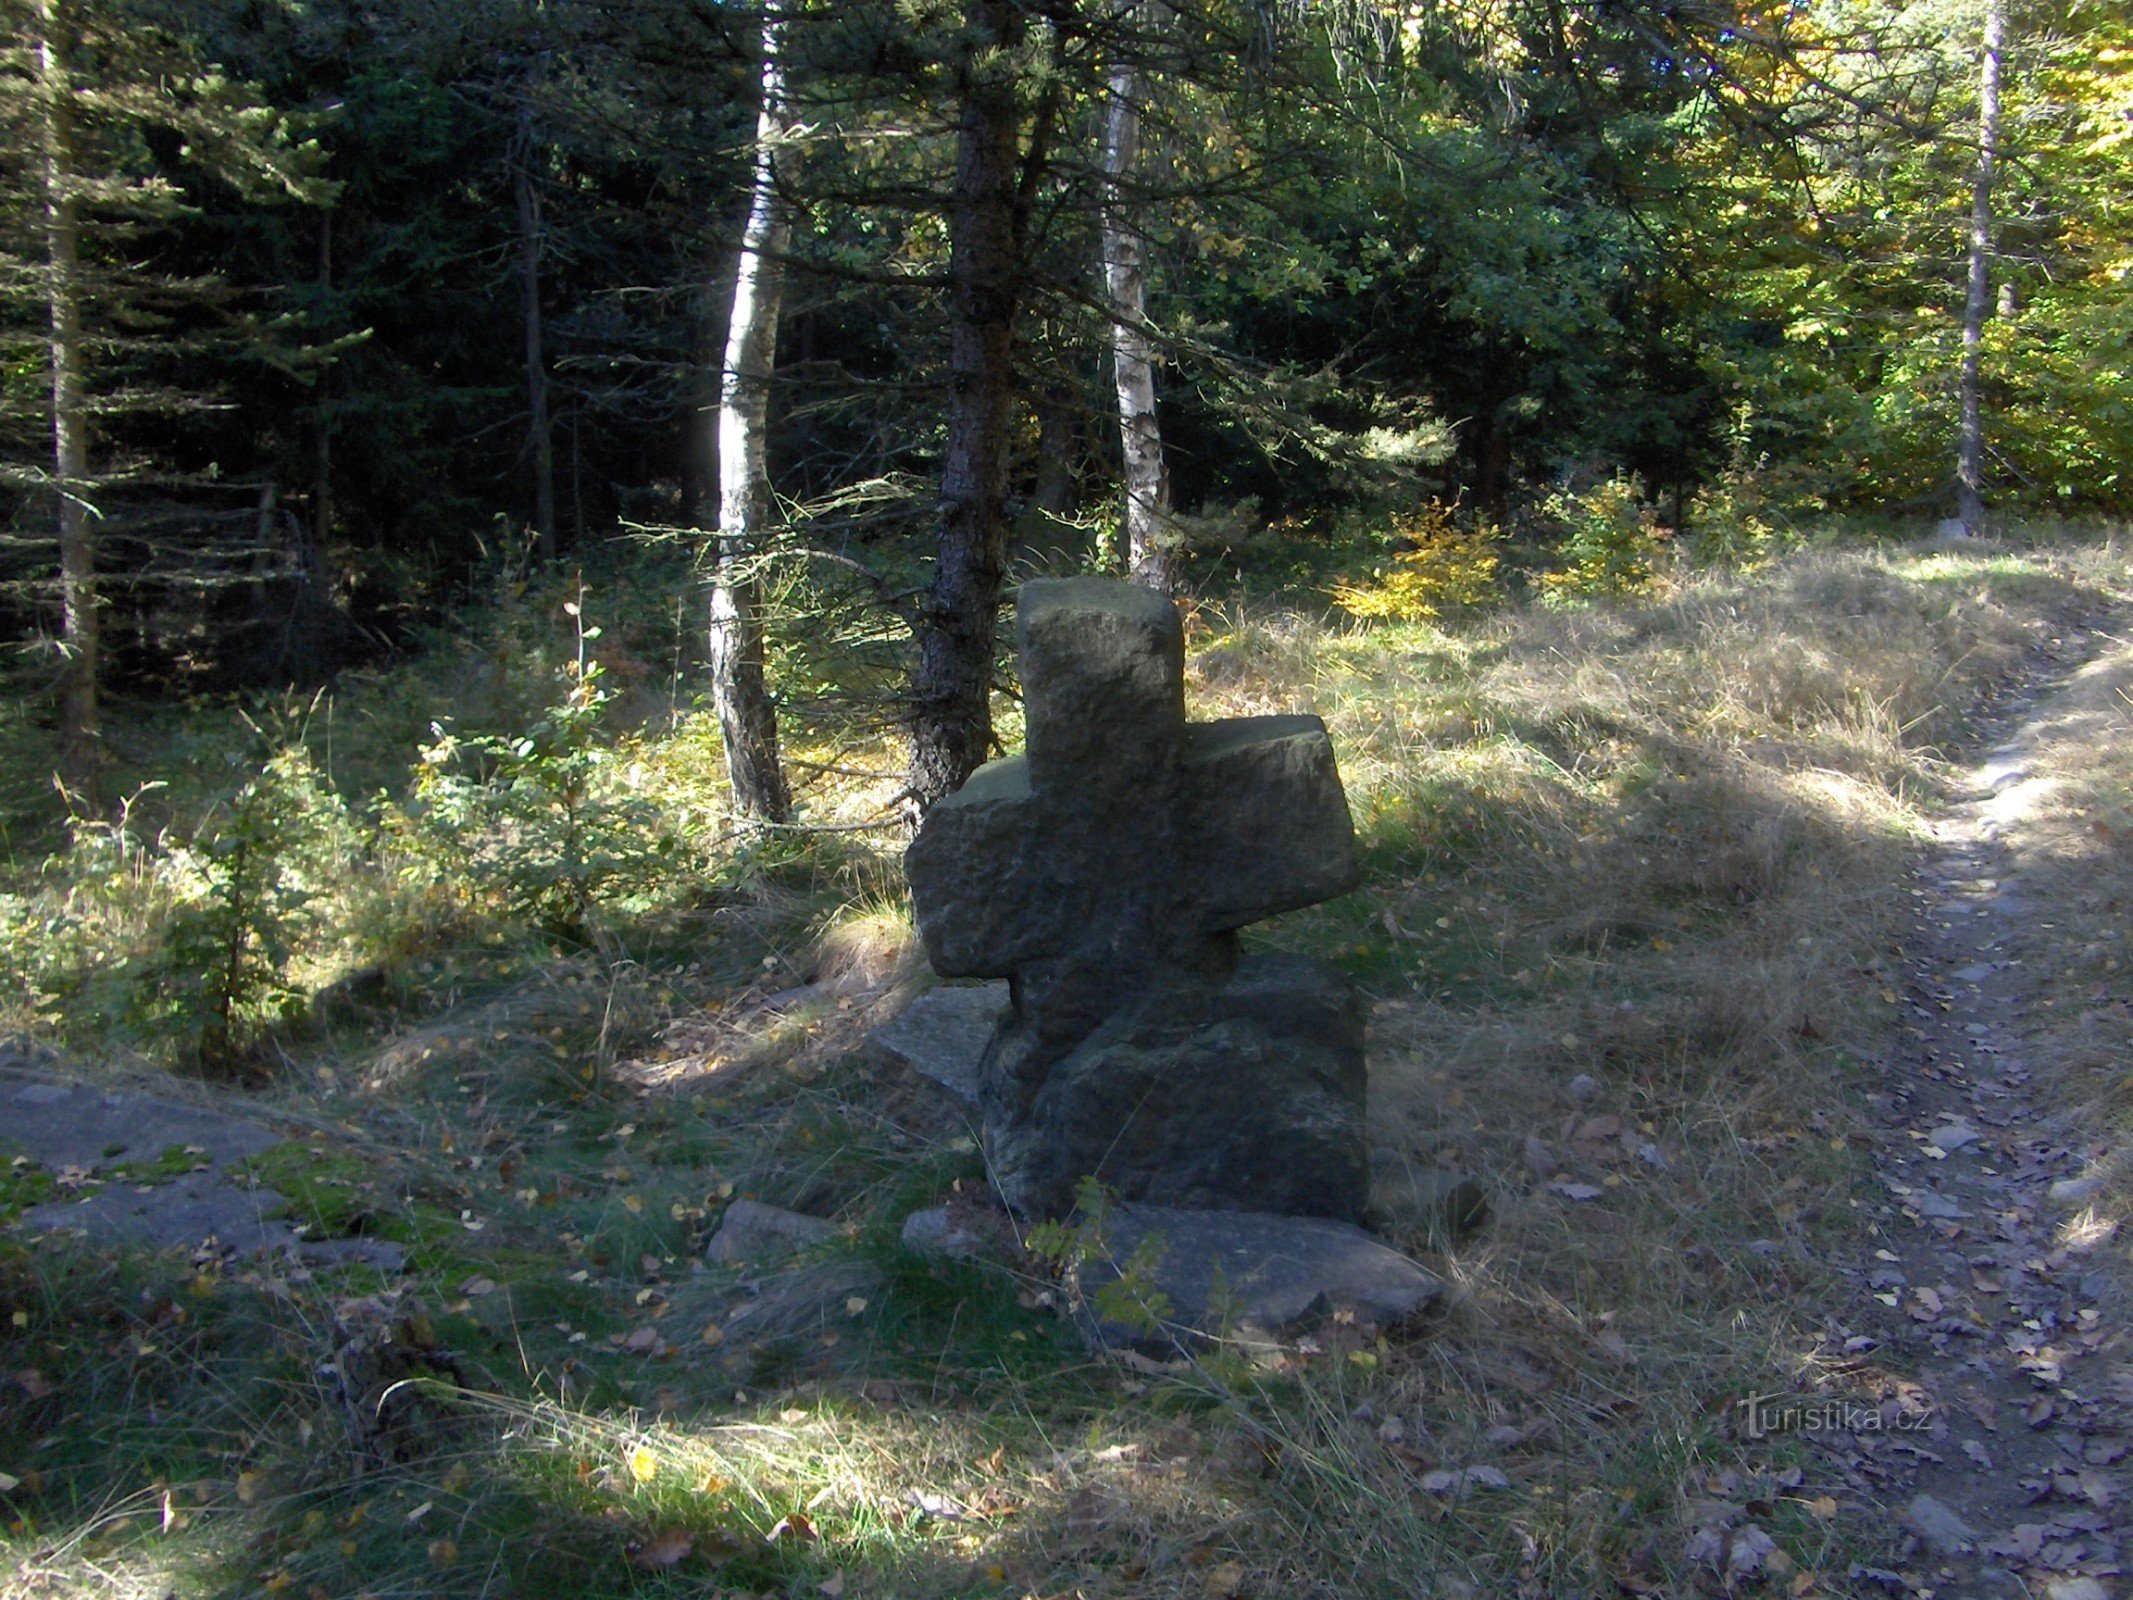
<box><xmin>22</xmin><ymin>1174</ymin><xmax>406</xmax><ymax>1271</ymax></box>
<box><xmin>1072</xmin><ymin>1204</ymin><xmax>1442</xmax><ymax>1357</ymax></box>
<box><xmin>0</xmin><ymin>1070</ymin><xmax>282</xmax><ymax>1172</ymax></box>
<box><xmin>868</xmin><ymin>986</ymin><xmax>1007</xmax><ymax>1107</ymax></box>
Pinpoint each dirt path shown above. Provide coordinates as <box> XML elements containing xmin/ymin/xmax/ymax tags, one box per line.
<box><xmin>1810</xmin><ymin>620</ymin><xmax>2133</xmax><ymax>1600</ymax></box>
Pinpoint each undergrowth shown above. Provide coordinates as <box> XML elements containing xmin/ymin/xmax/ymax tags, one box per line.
<box><xmin>0</xmin><ymin>531</ymin><xmax>2126</xmax><ymax>1599</ymax></box>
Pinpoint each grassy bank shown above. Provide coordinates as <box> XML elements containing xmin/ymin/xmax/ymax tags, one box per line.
<box><xmin>1</xmin><ymin>533</ymin><xmax>2127</xmax><ymax>1599</ymax></box>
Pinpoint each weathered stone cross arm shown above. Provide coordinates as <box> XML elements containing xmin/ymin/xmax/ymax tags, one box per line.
<box><xmin>906</xmin><ymin>579</ymin><xmax>1360</xmax><ymax>980</ymax></box>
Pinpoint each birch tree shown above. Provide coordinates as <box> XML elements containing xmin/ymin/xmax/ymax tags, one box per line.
<box><xmin>1101</xmin><ymin>0</ymin><xmax>1174</xmax><ymax>592</ymax></box>
<box><xmin>708</xmin><ymin>0</ymin><xmax>796</xmax><ymax>825</ymax></box>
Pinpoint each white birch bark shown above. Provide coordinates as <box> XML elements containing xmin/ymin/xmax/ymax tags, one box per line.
<box><xmin>1101</xmin><ymin>1</ymin><xmax>1175</xmax><ymax>593</ymax></box>
<box><xmin>709</xmin><ymin>1</ymin><xmax>795</xmax><ymax>825</ymax></box>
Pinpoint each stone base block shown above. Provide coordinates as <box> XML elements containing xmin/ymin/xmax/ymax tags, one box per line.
<box><xmin>983</xmin><ymin>952</ymin><xmax>1367</xmax><ymax>1223</ymax></box>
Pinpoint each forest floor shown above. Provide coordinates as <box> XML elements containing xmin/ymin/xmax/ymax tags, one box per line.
<box><xmin>1</xmin><ymin>535</ymin><xmax>2131</xmax><ymax>1600</ymax></box>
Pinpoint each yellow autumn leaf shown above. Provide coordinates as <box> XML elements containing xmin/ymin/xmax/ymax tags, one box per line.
<box><xmin>236</xmin><ymin>1470</ymin><xmax>265</xmax><ymax>1504</ymax></box>
<box><xmin>628</xmin><ymin>1445</ymin><xmax>658</xmax><ymax>1483</ymax></box>
<box><xmin>621</xmin><ymin>1194</ymin><xmax>644</xmax><ymax>1215</ymax></box>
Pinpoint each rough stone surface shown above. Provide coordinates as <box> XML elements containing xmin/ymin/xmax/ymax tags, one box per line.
<box><xmin>904</xmin><ymin>578</ymin><xmax>1366</xmax><ymax>1222</ymax></box>
<box><xmin>987</xmin><ymin>953</ymin><xmax>1366</xmax><ymax>1219</ymax></box>
<box><xmin>1072</xmin><ymin>1204</ymin><xmax>1441</xmax><ymax>1355</ymax></box>
<box><xmin>1365</xmin><ymin>1150</ymin><xmax>1489</xmax><ymax>1242</ymax></box>
<box><xmin>869</xmin><ymin>985</ymin><xmax>1007</xmax><ymax>1106</ymax></box>
<box><xmin>4</xmin><ymin>1068</ymin><xmax>405</xmax><ymax>1267</ymax></box>
<box><xmin>1904</xmin><ymin>1493</ymin><xmax>1975</xmax><ymax>1555</ymax></box>
<box><xmin>704</xmin><ymin>1199</ymin><xmax>837</xmax><ymax>1264</ymax></box>
<box><xmin>0</xmin><ymin>1070</ymin><xmax>281</xmax><ymax>1172</ymax></box>
<box><xmin>899</xmin><ymin>1202</ymin><xmax>1016</xmax><ymax>1263</ymax></box>
<box><xmin>22</xmin><ymin>1172</ymin><xmax>406</xmax><ymax>1270</ymax></box>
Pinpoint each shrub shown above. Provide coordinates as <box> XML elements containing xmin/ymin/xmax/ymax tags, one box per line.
<box><xmin>1536</xmin><ymin>475</ymin><xmax>1672</xmax><ymax>602</ymax></box>
<box><xmin>396</xmin><ymin>655</ymin><xmax>680</xmax><ymax>936</ymax></box>
<box><xmin>1330</xmin><ymin>505</ymin><xmax>1502</xmax><ymax>622</ymax></box>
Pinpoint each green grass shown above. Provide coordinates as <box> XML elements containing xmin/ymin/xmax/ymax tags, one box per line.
<box><xmin>0</xmin><ymin>529</ymin><xmax>2127</xmax><ymax>1597</ymax></box>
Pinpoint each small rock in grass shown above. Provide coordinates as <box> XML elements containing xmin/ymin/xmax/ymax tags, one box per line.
<box><xmin>2051</xmin><ymin>1173</ymin><xmax>2108</xmax><ymax>1205</ymax></box>
<box><xmin>704</xmin><ymin>1200</ymin><xmax>835</xmax><ymax>1265</ymax></box>
<box><xmin>1568</xmin><ymin>1073</ymin><xmax>1600</xmax><ymax>1105</ymax></box>
<box><xmin>1927</xmin><ymin>1123</ymin><xmax>1980</xmax><ymax>1154</ymax></box>
<box><xmin>900</xmin><ymin>1203</ymin><xmax>1017</xmax><ymax>1263</ymax></box>
<box><xmin>1366</xmin><ymin>1149</ymin><xmax>1488</xmax><ymax>1242</ymax></box>
<box><xmin>1069</xmin><ymin>1204</ymin><xmax>1440</xmax><ymax>1357</ymax></box>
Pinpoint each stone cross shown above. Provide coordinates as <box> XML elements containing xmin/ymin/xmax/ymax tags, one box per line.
<box><xmin>906</xmin><ymin>579</ymin><xmax>1367</xmax><ymax>1222</ymax></box>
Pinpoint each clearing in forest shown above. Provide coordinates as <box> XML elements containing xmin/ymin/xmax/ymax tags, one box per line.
<box><xmin>2</xmin><ymin>535</ymin><xmax>2130</xmax><ymax>1600</ymax></box>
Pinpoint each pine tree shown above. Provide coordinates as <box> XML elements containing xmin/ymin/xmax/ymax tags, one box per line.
<box><xmin>0</xmin><ymin>0</ymin><xmax>324</xmax><ymax>801</ymax></box>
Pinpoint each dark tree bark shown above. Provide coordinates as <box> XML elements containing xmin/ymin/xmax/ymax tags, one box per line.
<box><xmin>708</xmin><ymin>0</ymin><xmax>795</xmax><ymax>826</ymax></box>
<box><xmin>40</xmin><ymin>0</ymin><xmax>96</xmax><ymax>803</ymax></box>
<box><xmin>513</xmin><ymin>99</ymin><xmax>557</xmax><ymax>561</ymax></box>
<box><xmin>1956</xmin><ymin>0</ymin><xmax>2005</xmax><ymax>535</ymax></box>
<box><xmin>906</xmin><ymin>0</ymin><xmax>1053</xmax><ymax>817</ymax></box>
<box><xmin>314</xmin><ymin>210</ymin><xmax>334</xmax><ymax>546</ymax></box>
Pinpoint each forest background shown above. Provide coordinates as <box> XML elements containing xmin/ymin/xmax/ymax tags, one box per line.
<box><xmin>0</xmin><ymin>0</ymin><xmax>2127</xmax><ymax>1052</ymax></box>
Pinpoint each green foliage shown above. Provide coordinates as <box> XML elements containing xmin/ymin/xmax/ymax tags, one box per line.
<box><xmin>1025</xmin><ymin>1176</ymin><xmax>1174</xmax><ymax>1335</ymax></box>
<box><xmin>1330</xmin><ymin>505</ymin><xmax>1502</xmax><ymax>622</ymax></box>
<box><xmin>398</xmin><ymin>653</ymin><xmax>681</xmax><ymax>937</ymax></box>
<box><xmin>1537</xmin><ymin>477</ymin><xmax>1673</xmax><ymax>603</ymax></box>
<box><xmin>164</xmin><ymin>744</ymin><xmax>355</xmax><ymax>1069</ymax></box>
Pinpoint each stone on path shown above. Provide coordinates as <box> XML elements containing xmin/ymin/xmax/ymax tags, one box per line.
<box><xmin>869</xmin><ymin>984</ymin><xmax>1008</xmax><ymax>1107</ymax></box>
<box><xmin>1903</xmin><ymin>1493</ymin><xmax>1974</xmax><ymax>1556</ymax></box>
<box><xmin>1070</xmin><ymin>1204</ymin><xmax>1441</xmax><ymax>1356</ymax></box>
<box><xmin>704</xmin><ymin>1199</ymin><xmax>837</xmax><ymax>1265</ymax></box>
<box><xmin>905</xmin><ymin>578</ymin><xmax>1366</xmax><ymax>1223</ymax></box>
<box><xmin>1926</xmin><ymin>1121</ymin><xmax>1980</xmax><ymax>1154</ymax></box>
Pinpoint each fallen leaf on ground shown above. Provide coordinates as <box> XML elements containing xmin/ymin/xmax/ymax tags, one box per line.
<box><xmin>767</xmin><ymin>1511</ymin><xmax>816</xmax><ymax>1543</ymax></box>
<box><xmin>629</xmin><ymin>1528</ymin><xmax>693</xmax><ymax>1570</ymax></box>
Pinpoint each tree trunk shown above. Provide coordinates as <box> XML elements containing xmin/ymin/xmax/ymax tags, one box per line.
<box><xmin>1956</xmin><ymin>0</ymin><xmax>2005</xmax><ymax>535</ymax></box>
<box><xmin>514</xmin><ymin>100</ymin><xmax>557</xmax><ymax>562</ymax></box>
<box><xmin>40</xmin><ymin>0</ymin><xmax>96</xmax><ymax>804</ymax></box>
<box><xmin>1101</xmin><ymin>5</ymin><xmax>1174</xmax><ymax>593</ymax></box>
<box><xmin>314</xmin><ymin>210</ymin><xmax>334</xmax><ymax>545</ymax></box>
<box><xmin>708</xmin><ymin>0</ymin><xmax>795</xmax><ymax>827</ymax></box>
<box><xmin>905</xmin><ymin>0</ymin><xmax>1031</xmax><ymax>815</ymax></box>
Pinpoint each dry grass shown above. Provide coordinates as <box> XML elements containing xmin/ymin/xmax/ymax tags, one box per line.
<box><xmin>6</xmin><ymin>535</ymin><xmax>2131</xmax><ymax>1600</ymax></box>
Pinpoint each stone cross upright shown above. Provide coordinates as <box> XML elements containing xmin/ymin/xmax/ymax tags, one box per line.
<box><xmin>907</xmin><ymin>578</ymin><xmax>1369</xmax><ymax>1223</ymax></box>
